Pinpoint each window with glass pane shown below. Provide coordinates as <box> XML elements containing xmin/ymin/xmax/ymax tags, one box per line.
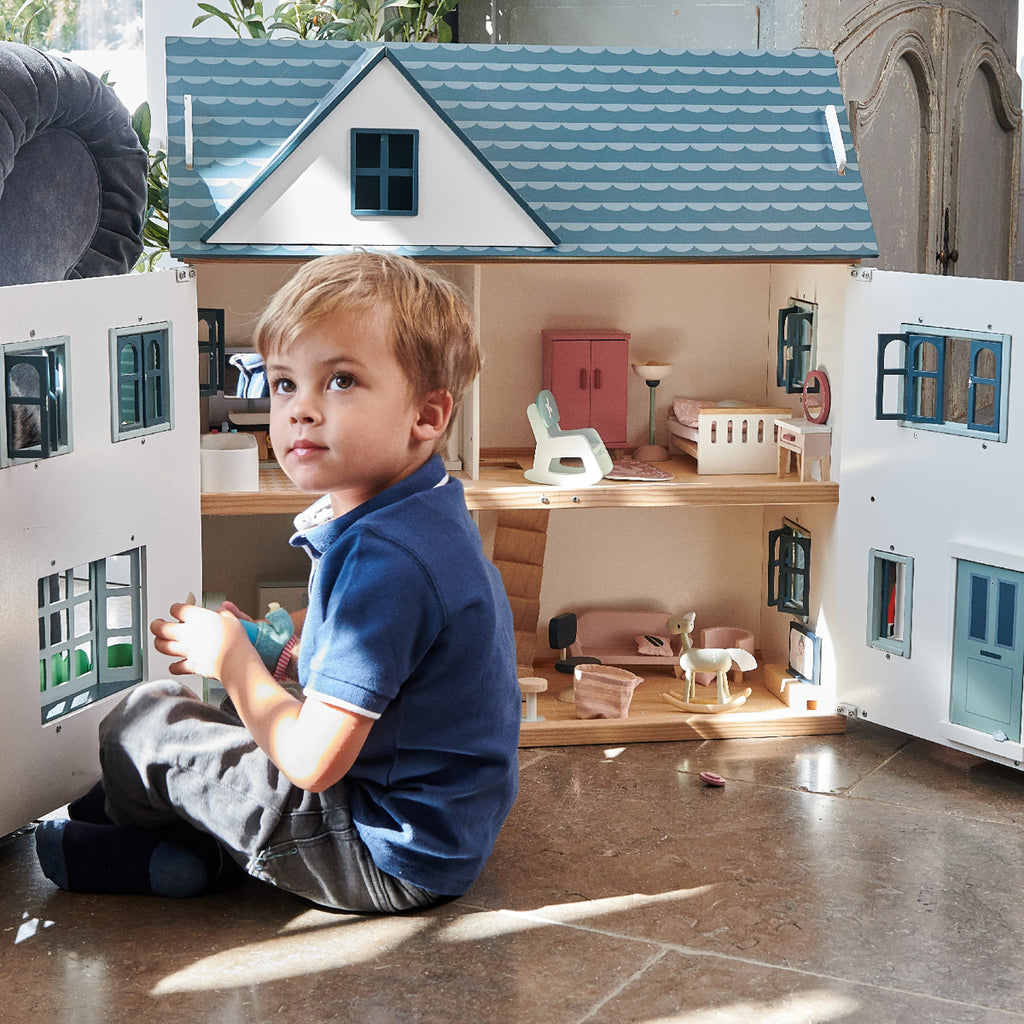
<box><xmin>38</xmin><ymin>547</ymin><xmax>144</xmax><ymax>724</ymax></box>
<box><xmin>15</xmin><ymin>0</ymin><xmax>146</xmax><ymax>112</ymax></box>
<box><xmin>351</xmin><ymin>129</ymin><xmax>419</xmax><ymax>215</ymax></box>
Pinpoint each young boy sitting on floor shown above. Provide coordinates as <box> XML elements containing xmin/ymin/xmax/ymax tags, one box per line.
<box><xmin>36</xmin><ymin>251</ymin><xmax>522</xmax><ymax>912</ymax></box>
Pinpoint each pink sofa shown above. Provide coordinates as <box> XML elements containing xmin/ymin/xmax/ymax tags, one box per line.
<box><xmin>569</xmin><ymin>610</ymin><xmax>686</xmax><ymax>669</ymax></box>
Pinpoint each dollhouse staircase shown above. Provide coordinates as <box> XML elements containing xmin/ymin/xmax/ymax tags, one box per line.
<box><xmin>490</xmin><ymin>509</ymin><xmax>549</xmax><ymax>675</ymax></box>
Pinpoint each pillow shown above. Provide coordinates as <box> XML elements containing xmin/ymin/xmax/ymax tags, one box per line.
<box><xmin>635</xmin><ymin>634</ymin><xmax>675</xmax><ymax>657</ymax></box>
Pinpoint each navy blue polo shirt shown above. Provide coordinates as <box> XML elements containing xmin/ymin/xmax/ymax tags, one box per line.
<box><xmin>290</xmin><ymin>455</ymin><xmax>521</xmax><ymax>895</ymax></box>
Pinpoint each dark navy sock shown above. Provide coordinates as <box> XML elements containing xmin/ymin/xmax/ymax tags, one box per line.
<box><xmin>35</xmin><ymin>819</ymin><xmax>230</xmax><ymax>898</ymax></box>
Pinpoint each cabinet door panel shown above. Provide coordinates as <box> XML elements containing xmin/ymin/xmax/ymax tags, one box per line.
<box><xmin>548</xmin><ymin>336</ymin><xmax>592</xmax><ymax>431</ymax></box>
<box><xmin>589</xmin><ymin>337</ymin><xmax>628</xmax><ymax>445</ymax></box>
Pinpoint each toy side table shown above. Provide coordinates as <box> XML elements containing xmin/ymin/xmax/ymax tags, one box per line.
<box><xmin>776</xmin><ymin>417</ymin><xmax>832</xmax><ymax>482</ymax></box>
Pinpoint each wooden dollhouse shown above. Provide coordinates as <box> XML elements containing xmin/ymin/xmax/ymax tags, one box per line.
<box><xmin>163</xmin><ymin>39</ymin><xmax>1024</xmax><ymax>773</ymax></box>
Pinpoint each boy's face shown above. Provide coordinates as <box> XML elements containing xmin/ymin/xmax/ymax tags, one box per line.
<box><xmin>266</xmin><ymin>306</ymin><xmax>449</xmax><ymax>517</ymax></box>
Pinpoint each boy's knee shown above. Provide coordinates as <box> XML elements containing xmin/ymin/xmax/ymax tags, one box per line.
<box><xmin>99</xmin><ymin>680</ymin><xmax>201</xmax><ymax>738</ymax></box>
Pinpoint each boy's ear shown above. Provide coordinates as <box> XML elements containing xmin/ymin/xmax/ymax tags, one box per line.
<box><xmin>411</xmin><ymin>388</ymin><xmax>454</xmax><ymax>442</ymax></box>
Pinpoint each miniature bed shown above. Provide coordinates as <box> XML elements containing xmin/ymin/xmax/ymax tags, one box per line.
<box><xmin>667</xmin><ymin>399</ymin><xmax>792</xmax><ymax>475</ymax></box>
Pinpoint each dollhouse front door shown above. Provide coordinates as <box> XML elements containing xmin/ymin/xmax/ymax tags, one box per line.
<box><xmin>950</xmin><ymin>560</ymin><xmax>1024</xmax><ymax>743</ymax></box>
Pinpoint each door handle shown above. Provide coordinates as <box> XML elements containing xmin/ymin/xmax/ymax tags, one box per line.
<box><xmin>936</xmin><ymin>206</ymin><xmax>958</xmax><ymax>276</ymax></box>
<box><xmin>579</xmin><ymin>368</ymin><xmax>588</xmax><ymax>389</ymax></box>
<box><xmin>594</xmin><ymin>368</ymin><xmax>602</xmax><ymax>390</ymax></box>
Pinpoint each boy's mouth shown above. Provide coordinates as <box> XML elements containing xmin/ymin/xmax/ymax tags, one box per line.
<box><xmin>289</xmin><ymin>439</ymin><xmax>326</xmax><ymax>458</ymax></box>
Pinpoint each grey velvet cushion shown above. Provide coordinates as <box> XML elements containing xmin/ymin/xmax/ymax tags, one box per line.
<box><xmin>0</xmin><ymin>41</ymin><xmax>147</xmax><ymax>285</ymax></box>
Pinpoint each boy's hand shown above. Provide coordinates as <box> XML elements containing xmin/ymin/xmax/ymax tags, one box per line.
<box><xmin>150</xmin><ymin>603</ymin><xmax>252</xmax><ymax>680</ymax></box>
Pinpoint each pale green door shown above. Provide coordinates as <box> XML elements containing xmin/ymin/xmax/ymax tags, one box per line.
<box><xmin>951</xmin><ymin>560</ymin><xmax>1024</xmax><ymax>742</ymax></box>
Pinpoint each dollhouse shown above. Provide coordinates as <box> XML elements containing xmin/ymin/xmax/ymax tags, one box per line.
<box><xmin>8</xmin><ymin>34</ymin><xmax>1022</xmax><ymax>845</ymax></box>
<box><xmin>172</xmin><ymin>38</ymin><xmax>1024</xmax><ymax>771</ymax></box>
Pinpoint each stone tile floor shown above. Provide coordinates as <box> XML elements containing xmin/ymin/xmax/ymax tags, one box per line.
<box><xmin>4</xmin><ymin>720</ymin><xmax>1024</xmax><ymax>1023</ymax></box>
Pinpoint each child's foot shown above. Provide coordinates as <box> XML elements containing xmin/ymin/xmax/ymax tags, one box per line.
<box><xmin>35</xmin><ymin>819</ymin><xmax>231</xmax><ymax>898</ymax></box>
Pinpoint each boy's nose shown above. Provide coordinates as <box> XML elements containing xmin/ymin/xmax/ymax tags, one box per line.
<box><xmin>290</xmin><ymin>396</ymin><xmax>322</xmax><ymax>424</ymax></box>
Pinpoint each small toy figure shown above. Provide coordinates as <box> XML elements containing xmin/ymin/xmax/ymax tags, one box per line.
<box><xmin>238</xmin><ymin>602</ymin><xmax>297</xmax><ymax>682</ymax></box>
<box><xmin>661</xmin><ymin>646</ymin><xmax>757</xmax><ymax>714</ymax></box>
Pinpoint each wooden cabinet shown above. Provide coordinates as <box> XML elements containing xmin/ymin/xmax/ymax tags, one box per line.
<box><xmin>542</xmin><ymin>329</ymin><xmax>629</xmax><ymax>447</ymax></box>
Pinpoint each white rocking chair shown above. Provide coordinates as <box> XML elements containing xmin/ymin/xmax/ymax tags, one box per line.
<box><xmin>524</xmin><ymin>390</ymin><xmax>612</xmax><ymax>487</ymax></box>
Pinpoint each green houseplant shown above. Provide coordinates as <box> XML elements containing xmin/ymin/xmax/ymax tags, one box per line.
<box><xmin>193</xmin><ymin>0</ymin><xmax>460</xmax><ymax>43</ymax></box>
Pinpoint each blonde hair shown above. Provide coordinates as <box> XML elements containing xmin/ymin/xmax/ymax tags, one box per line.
<box><xmin>254</xmin><ymin>252</ymin><xmax>480</xmax><ymax>434</ymax></box>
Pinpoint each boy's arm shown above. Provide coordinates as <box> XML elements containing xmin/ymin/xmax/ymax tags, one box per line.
<box><xmin>150</xmin><ymin>603</ymin><xmax>371</xmax><ymax>793</ymax></box>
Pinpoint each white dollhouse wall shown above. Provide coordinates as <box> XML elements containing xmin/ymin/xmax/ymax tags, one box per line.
<box><xmin>0</xmin><ymin>270</ymin><xmax>201</xmax><ymax>836</ymax></box>
<box><xmin>833</xmin><ymin>269</ymin><xmax>1024</xmax><ymax>768</ymax></box>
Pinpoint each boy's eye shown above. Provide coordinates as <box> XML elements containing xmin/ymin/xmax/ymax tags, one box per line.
<box><xmin>271</xmin><ymin>377</ymin><xmax>295</xmax><ymax>395</ymax></box>
<box><xmin>329</xmin><ymin>373</ymin><xmax>355</xmax><ymax>391</ymax></box>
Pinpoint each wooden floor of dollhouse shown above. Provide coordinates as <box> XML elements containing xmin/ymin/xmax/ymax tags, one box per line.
<box><xmin>518</xmin><ymin>663</ymin><xmax>846</xmax><ymax>747</ymax></box>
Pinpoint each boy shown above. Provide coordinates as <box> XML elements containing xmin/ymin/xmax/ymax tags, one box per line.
<box><xmin>36</xmin><ymin>252</ymin><xmax>522</xmax><ymax>912</ymax></box>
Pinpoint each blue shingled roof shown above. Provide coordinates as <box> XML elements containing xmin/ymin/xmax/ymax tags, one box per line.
<box><xmin>165</xmin><ymin>38</ymin><xmax>878</xmax><ymax>261</ymax></box>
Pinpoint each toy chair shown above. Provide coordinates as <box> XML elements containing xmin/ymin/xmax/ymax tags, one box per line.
<box><xmin>693</xmin><ymin>626</ymin><xmax>754</xmax><ymax>686</ymax></box>
<box><xmin>524</xmin><ymin>390</ymin><xmax>613</xmax><ymax>487</ymax></box>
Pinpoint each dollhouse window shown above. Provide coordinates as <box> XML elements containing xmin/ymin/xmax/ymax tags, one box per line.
<box><xmin>1</xmin><ymin>337</ymin><xmax>71</xmax><ymax>466</ymax></box>
<box><xmin>351</xmin><ymin>129</ymin><xmax>418</xmax><ymax>216</ymax></box>
<box><xmin>776</xmin><ymin>300</ymin><xmax>817</xmax><ymax>394</ymax></box>
<box><xmin>110</xmin><ymin>323</ymin><xmax>172</xmax><ymax>440</ymax></box>
<box><xmin>197</xmin><ymin>308</ymin><xmax>225</xmax><ymax>398</ymax></box>
<box><xmin>768</xmin><ymin>520</ymin><xmax>811</xmax><ymax>617</ymax></box>
<box><xmin>867</xmin><ymin>549</ymin><xmax>914</xmax><ymax>657</ymax></box>
<box><xmin>875</xmin><ymin>328</ymin><xmax>1009</xmax><ymax>440</ymax></box>
<box><xmin>38</xmin><ymin>547</ymin><xmax>145</xmax><ymax>725</ymax></box>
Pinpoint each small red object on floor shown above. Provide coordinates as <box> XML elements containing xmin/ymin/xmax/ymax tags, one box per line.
<box><xmin>699</xmin><ymin>771</ymin><xmax>725</xmax><ymax>787</ymax></box>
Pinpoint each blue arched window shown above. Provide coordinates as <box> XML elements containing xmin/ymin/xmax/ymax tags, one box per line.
<box><xmin>875</xmin><ymin>328</ymin><xmax>1008</xmax><ymax>440</ymax></box>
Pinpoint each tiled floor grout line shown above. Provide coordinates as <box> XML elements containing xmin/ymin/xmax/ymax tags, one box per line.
<box><xmin>575</xmin><ymin>947</ymin><xmax>670</xmax><ymax>1024</ymax></box>
<box><xmin>459</xmin><ymin>904</ymin><xmax>1024</xmax><ymax>1021</ymax></box>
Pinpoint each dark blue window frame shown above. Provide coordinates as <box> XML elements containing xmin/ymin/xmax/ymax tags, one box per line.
<box><xmin>768</xmin><ymin>524</ymin><xmax>811</xmax><ymax>617</ymax></box>
<box><xmin>112</xmin><ymin>325</ymin><xmax>172</xmax><ymax>441</ymax></box>
<box><xmin>351</xmin><ymin>129</ymin><xmax>419</xmax><ymax>216</ymax></box>
<box><xmin>3</xmin><ymin>341</ymin><xmax>69</xmax><ymax>465</ymax></box>
<box><xmin>776</xmin><ymin>303</ymin><xmax>816</xmax><ymax>394</ymax></box>
<box><xmin>876</xmin><ymin>329</ymin><xmax>1007</xmax><ymax>439</ymax></box>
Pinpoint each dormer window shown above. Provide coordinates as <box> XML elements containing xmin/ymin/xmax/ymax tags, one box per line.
<box><xmin>351</xmin><ymin>129</ymin><xmax>418</xmax><ymax>216</ymax></box>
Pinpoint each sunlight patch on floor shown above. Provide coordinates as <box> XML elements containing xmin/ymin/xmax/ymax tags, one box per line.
<box><xmin>641</xmin><ymin>990</ymin><xmax>860</xmax><ymax>1024</ymax></box>
<box><xmin>150</xmin><ymin>887</ymin><xmax>719</xmax><ymax>995</ymax></box>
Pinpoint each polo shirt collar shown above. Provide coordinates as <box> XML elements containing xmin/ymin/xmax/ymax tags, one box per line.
<box><xmin>289</xmin><ymin>453</ymin><xmax>448</xmax><ymax>558</ymax></box>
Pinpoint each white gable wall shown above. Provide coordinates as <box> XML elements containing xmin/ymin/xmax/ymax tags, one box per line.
<box><xmin>206</xmin><ymin>59</ymin><xmax>554</xmax><ymax>249</ymax></box>
<box><xmin>0</xmin><ymin>271</ymin><xmax>202</xmax><ymax>834</ymax></box>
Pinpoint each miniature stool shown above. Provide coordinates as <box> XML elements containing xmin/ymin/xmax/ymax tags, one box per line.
<box><xmin>776</xmin><ymin>417</ymin><xmax>832</xmax><ymax>482</ymax></box>
<box><xmin>518</xmin><ymin>676</ymin><xmax>547</xmax><ymax>722</ymax></box>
